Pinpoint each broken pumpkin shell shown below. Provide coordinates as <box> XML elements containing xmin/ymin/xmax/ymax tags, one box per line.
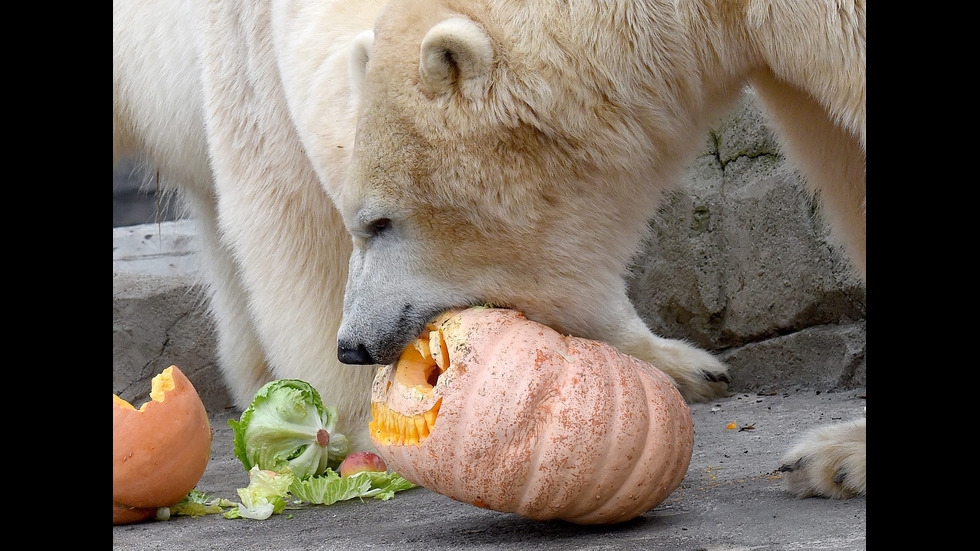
<box><xmin>113</xmin><ymin>365</ymin><xmax>213</xmax><ymax>524</ymax></box>
<box><xmin>370</xmin><ymin>307</ymin><xmax>694</xmax><ymax>525</ymax></box>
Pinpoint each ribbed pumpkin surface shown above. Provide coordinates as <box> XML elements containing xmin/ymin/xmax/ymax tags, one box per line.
<box><xmin>370</xmin><ymin>308</ymin><xmax>694</xmax><ymax>524</ymax></box>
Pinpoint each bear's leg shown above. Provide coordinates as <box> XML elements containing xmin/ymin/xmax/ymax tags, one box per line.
<box><xmin>750</xmin><ymin>73</ymin><xmax>866</xmax><ymax>499</ymax></box>
<box><xmin>613</xmin><ymin>316</ymin><xmax>731</xmax><ymax>403</ymax></box>
<box><xmin>749</xmin><ymin>74</ymin><xmax>865</xmax><ymax>278</ymax></box>
<box><xmin>578</xmin><ymin>293</ymin><xmax>730</xmax><ymax>403</ymax></box>
<box><xmin>181</xmin><ymin>186</ymin><xmax>275</xmax><ymax>408</ymax></box>
<box><xmin>778</xmin><ymin>418</ymin><xmax>866</xmax><ymax>498</ymax></box>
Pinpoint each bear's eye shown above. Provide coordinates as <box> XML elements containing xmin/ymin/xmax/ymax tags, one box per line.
<box><xmin>367</xmin><ymin>217</ymin><xmax>392</xmax><ymax>237</ymax></box>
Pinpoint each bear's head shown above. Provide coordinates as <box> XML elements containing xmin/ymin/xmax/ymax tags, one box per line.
<box><xmin>336</xmin><ymin>0</ymin><xmax>703</xmax><ymax>366</ymax></box>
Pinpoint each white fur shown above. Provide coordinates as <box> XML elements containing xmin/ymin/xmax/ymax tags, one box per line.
<box><xmin>113</xmin><ymin>0</ymin><xmax>865</xmax><ymax>497</ymax></box>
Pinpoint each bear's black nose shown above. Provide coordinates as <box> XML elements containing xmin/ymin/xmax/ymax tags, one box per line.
<box><xmin>338</xmin><ymin>342</ymin><xmax>375</xmax><ymax>365</ymax></box>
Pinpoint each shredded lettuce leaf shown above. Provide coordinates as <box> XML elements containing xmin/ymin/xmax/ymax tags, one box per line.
<box><xmin>169</xmin><ymin>489</ymin><xmax>234</xmax><ymax>518</ymax></box>
<box><xmin>289</xmin><ymin>469</ymin><xmax>417</xmax><ymax>505</ymax></box>
<box><xmin>220</xmin><ymin>467</ymin><xmax>417</xmax><ymax>519</ymax></box>
<box><xmin>224</xmin><ymin>466</ymin><xmax>295</xmax><ymax>520</ymax></box>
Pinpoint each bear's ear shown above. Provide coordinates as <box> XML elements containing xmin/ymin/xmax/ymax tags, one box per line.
<box><xmin>419</xmin><ymin>17</ymin><xmax>493</xmax><ymax>100</ymax></box>
<box><xmin>349</xmin><ymin>29</ymin><xmax>374</xmax><ymax>101</ymax></box>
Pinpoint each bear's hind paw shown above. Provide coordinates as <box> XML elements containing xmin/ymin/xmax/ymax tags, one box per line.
<box><xmin>779</xmin><ymin>419</ymin><xmax>866</xmax><ymax>499</ymax></box>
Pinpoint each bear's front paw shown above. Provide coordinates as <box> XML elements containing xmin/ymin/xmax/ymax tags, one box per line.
<box><xmin>616</xmin><ymin>331</ymin><xmax>730</xmax><ymax>402</ymax></box>
<box><xmin>779</xmin><ymin>419</ymin><xmax>866</xmax><ymax>498</ymax></box>
<box><xmin>656</xmin><ymin>340</ymin><xmax>731</xmax><ymax>403</ymax></box>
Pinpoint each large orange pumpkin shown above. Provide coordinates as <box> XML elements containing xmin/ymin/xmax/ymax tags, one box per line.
<box><xmin>113</xmin><ymin>365</ymin><xmax>213</xmax><ymax>524</ymax></box>
<box><xmin>370</xmin><ymin>308</ymin><xmax>694</xmax><ymax>524</ymax></box>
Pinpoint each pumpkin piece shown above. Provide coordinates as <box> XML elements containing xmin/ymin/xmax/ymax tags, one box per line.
<box><xmin>113</xmin><ymin>365</ymin><xmax>213</xmax><ymax>525</ymax></box>
<box><xmin>370</xmin><ymin>307</ymin><xmax>695</xmax><ymax>525</ymax></box>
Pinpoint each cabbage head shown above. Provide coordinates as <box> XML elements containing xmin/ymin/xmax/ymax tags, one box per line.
<box><xmin>229</xmin><ymin>379</ymin><xmax>351</xmax><ymax>479</ymax></box>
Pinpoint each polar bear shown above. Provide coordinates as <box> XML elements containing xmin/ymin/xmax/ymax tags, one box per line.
<box><xmin>113</xmin><ymin>0</ymin><xmax>865</xmax><ymax>499</ymax></box>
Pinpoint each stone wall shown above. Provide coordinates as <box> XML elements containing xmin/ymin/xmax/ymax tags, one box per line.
<box><xmin>626</xmin><ymin>91</ymin><xmax>866</xmax><ymax>392</ymax></box>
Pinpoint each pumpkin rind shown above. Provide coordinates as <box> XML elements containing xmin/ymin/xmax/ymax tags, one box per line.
<box><xmin>112</xmin><ymin>504</ymin><xmax>157</xmax><ymax>525</ymax></box>
<box><xmin>112</xmin><ymin>365</ymin><xmax>213</xmax><ymax>524</ymax></box>
<box><xmin>370</xmin><ymin>308</ymin><xmax>695</xmax><ymax>525</ymax></box>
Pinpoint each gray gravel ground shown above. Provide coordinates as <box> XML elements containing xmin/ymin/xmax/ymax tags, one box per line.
<box><xmin>112</xmin><ymin>387</ymin><xmax>867</xmax><ymax>550</ymax></box>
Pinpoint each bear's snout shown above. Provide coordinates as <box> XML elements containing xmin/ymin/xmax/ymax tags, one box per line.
<box><xmin>337</xmin><ymin>300</ymin><xmax>456</xmax><ymax>368</ymax></box>
<box><xmin>337</xmin><ymin>330</ymin><xmax>414</xmax><ymax>367</ymax></box>
<box><xmin>337</xmin><ymin>342</ymin><xmax>375</xmax><ymax>365</ymax></box>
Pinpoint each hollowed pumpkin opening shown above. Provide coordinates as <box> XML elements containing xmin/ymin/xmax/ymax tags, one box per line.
<box><xmin>370</xmin><ymin>326</ymin><xmax>449</xmax><ymax>446</ymax></box>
